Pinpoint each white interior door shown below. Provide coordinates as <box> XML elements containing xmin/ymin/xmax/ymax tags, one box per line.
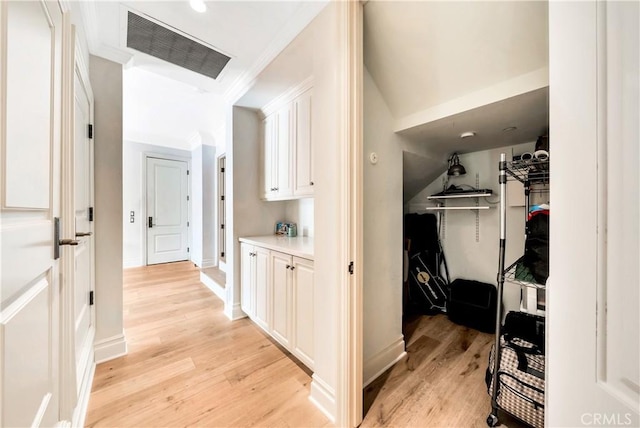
<box><xmin>548</xmin><ymin>1</ymin><xmax>639</xmax><ymax>426</ymax></box>
<box><xmin>1</xmin><ymin>1</ymin><xmax>63</xmax><ymax>426</ymax></box>
<box><xmin>73</xmin><ymin>70</ymin><xmax>94</xmax><ymax>393</ymax></box>
<box><xmin>146</xmin><ymin>157</ymin><xmax>189</xmax><ymax>265</ymax></box>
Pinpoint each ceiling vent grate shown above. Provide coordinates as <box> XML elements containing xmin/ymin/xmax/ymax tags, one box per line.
<box><xmin>126</xmin><ymin>11</ymin><xmax>230</xmax><ymax>80</ymax></box>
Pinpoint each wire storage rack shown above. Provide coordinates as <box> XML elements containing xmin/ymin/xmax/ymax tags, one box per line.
<box><xmin>487</xmin><ymin>153</ymin><xmax>549</xmax><ymax>428</ymax></box>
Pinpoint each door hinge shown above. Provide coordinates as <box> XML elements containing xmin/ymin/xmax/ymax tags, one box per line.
<box><xmin>221</xmin><ymin>167</ymin><xmax>225</xmax><ymax>173</ymax></box>
<box><xmin>221</xmin><ymin>195</ymin><xmax>225</xmax><ymax>201</ymax></box>
<box><xmin>187</xmin><ymin>195</ymin><xmax>190</xmax><ymax>201</ymax></box>
<box><xmin>187</xmin><ymin>221</ymin><xmax>190</xmax><ymax>227</ymax></box>
<box><xmin>88</xmin><ymin>124</ymin><xmax>93</xmax><ymax>139</ymax></box>
<box><xmin>221</xmin><ymin>251</ymin><xmax>225</xmax><ymax>258</ymax></box>
<box><xmin>187</xmin><ymin>170</ymin><xmax>190</xmax><ymax>176</ymax></box>
<box><xmin>221</xmin><ymin>224</ymin><xmax>224</xmax><ymax>229</ymax></box>
<box><xmin>187</xmin><ymin>247</ymin><xmax>190</xmax><ymax>253</ymax></box>
<box><xmin>348</xmin><ymin>261</ymin><xmax>354</xmax><ymax>275</ymax></box>
<box><xmin>88</xmin><ymin>207</ymin><xmax>94</xmax><ymax>222</ymax></box>
<box><xmin>89</xmin><ymin>290</ymin><xmax>94</xmax><ymax>306</ymax></box>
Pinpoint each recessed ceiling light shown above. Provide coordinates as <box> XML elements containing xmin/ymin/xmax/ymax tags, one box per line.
<box><xmin>190</xmin><ymin>0</ymin><xmax>207</xmax><ymax>13</ymax></box>
<box><xmin>460</xmin><ymin>131</ymin><xmax>475</xmax><ymax>138</ymax></box>
<box><xmin>502</xmin><ymin>126</ymin><xmax>518</xmax><ymax>132</ymax></box>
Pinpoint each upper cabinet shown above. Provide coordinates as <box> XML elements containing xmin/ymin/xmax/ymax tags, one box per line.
<box><xmin>292</xmin><ymin>89</ymin><xmax>314</xmax><ymax>197</ymax></box>
<box><xmin>261</xmin><ymin>83</ymin><xmax>314</xmax><ymax>201</ymax></box>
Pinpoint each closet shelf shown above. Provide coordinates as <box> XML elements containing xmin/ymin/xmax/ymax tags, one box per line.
<box><xmin>503</xmin><ymin>258</ymin><xmax>546</xmax><ymax>290</ymax></box>
<box><xmin>424</xmin><ymin>206</ymin><xmax>491</xmax><ymax>211</ymax></box>
<box><xmin>502</xmin><ymin>158</ymin><xmax>549</xmax><ymax>184</ymax></box>
<box><xmin>427</xmin><ymin>192</ymin><xmax>493</xmax><ymax>200</ymax></box>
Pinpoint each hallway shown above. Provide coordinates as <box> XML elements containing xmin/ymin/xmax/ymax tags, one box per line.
<box><xmin>85</xmin><ymin>262</ymin><xmax>329</xmax><ymax>427</ymax></box>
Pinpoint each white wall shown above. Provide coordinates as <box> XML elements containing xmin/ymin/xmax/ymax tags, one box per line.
<box><xmin>122</xmin><ymin>140</ymin><xmax>192</xmax><ymax>268</ymax></box>
<box><xmin>407</xmin><ymin>142</ymin><xmax>541</xmax><ymax>314</ymax></box>
<box><xmin>362</xmin><ymin>67</ymin><xmax>450</xmax><ymax>384</ymax></box>
<box><xmin>90</xmin><ymin>55</ymin><xmax>126</xmax><ymax>361</ymax></box>
<box><xmin>123</xmin><ymin>67</ymin><xmax>225</xmax><ymax>150</ymax></box>
<box><xmin>190</xmin><ymin>143</ymin><xmax>217</xmax><ymax>267</ymax></box>
<box><xmin>284</xmin><ymin>198</ymin><xmax>314</xmax><ymax>237</ymax></box>
<box><xmin>201</xmin><ymin>145</ymin><xmax>217</xmax><ymax>266</ymax></box>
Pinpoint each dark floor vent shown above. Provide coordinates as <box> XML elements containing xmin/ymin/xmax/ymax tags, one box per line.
<box><xmin>126</xmin><ymin>11</ymin><xmax>230</xmax><ymax>80</ymax></box>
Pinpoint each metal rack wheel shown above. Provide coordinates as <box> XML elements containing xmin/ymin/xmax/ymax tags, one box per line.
<box><xmin>487</xmin><ymin>413</ymin><xmax>499</xmax><ymax>427</ymax></box>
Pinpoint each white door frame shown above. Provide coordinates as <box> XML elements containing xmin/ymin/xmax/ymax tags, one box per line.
<box><xmin>142</xmin><ymin>152</ymin><xmax>191</xmax><ymax>266</ymax></box>
<box><xmin>338</xmin><ymin>1</ymin><xmax>363</xmax><ymax>426</ymax></box>
<box><xmin>217</xmin><ymin>154</ymin><xmax>226</xmax><ymax>268</ymax></box>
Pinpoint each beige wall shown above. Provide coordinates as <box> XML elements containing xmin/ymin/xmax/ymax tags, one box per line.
<box><xmin>90</xmin><ymin>55</ymin><xmax>126</xmax><ymax>361</ymax></box>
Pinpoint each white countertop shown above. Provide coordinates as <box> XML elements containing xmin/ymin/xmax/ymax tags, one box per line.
<box><xmin>239</xmin><ymin>235</ymin><xmax>314</xmax><ymax>260</ymax></box>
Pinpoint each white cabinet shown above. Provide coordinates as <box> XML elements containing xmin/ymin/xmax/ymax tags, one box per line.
<box><xmin>262</xmin><ymin>106</ymin><xmax>292</xmax><ymax>200</ymax></box>
<box><xmin>291</xmin><ymin>256</ymin><xmax>314</xmax><ymax>368</ymax></box>
<box><xmin>271</xmin><ymin>251</ymin><xmax>292</xmax><ymax>348</ymax></box>
<box><xmin>293</xmin><ymin>89</ymin><xmax>314</xmax><ymax>197</ymax></box>
<box><xmin>240</xmin><ymin>243</ymin><xmax>270</xmax><ymax>331</ymax></box>
<box><xmin>270</xmin><ymin>250</ymin><xmax>314</xmax><ymax>369</ymax></box>
<box><xmin>261</xmin><ymin>88</ymin><xmax>313</xmax><ymax>201</ymax></box>
<box><xmin>240</xmin><ymin>240</ymin><xmax>315</xmax><ymax>370</ymax></box>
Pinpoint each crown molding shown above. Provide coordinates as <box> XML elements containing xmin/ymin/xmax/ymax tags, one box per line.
<box><xmin>259</xmin><ymin>75</ymin><xmax>314</xmax><ymax>119</ymax></box>
<box><xmin>223</xmin><ymin>0</ymin><xmax>328</xmax><ymax>105</ymax></box>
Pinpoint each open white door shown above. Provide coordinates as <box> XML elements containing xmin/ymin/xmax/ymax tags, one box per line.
<box><xmin>72</xmin><ymin>64</ymin><xmax>95</xmax><ymax>402</ymax></box>
<box><xmin>548</xmin><ymin>1</ymin><xmax>639</xmax><ymax>426</ymax></box>
<box><xmin>0</xmin><ymin>1</ymin><xmax>64</xmax><ymax>426</ymax></box>
<box><xmin>146</xmin><ymin>157</ymin><xmax>189</xmax><ymax>265</ymax></box>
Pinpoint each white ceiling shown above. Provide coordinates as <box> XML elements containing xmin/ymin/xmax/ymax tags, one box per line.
<box><xmin>364</xmin><ymin>1</ymin><xmax>549</xmax><ymax>157</ymax></box>
<box><xmin>76</xmin><ymin>0</ymin><xmax>327</xmax><ymax>149</ymax></box>
<box><xmin>85</xmin><ymin>1</ymin><xmax>326</xmax><ymax>97</ymax></box>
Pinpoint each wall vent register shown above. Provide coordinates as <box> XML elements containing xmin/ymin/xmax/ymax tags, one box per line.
<box><xmin>126</xmin><ymin>11</ymin><xmax>231</xmax><ymax>80</ymax></box>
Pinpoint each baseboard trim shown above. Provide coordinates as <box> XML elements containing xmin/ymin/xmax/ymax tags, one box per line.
<box><xmin>72</xmin><ymin>357</ymin><xmax>95</xmax><ymax>428</ymax></box>
<box><xmin>309</xmin><ymin>374</ymin><xmax>336</xmax><ymax>424</ymax></box>
<box><xmin>200</xmin><ymin>271</ymin><xmax>225</xmax><ymax>302</ymax></box>
<box><xmin>224</xmin><ymin>302</ymin><xmax>247</xmax><ymax>321</ymax></box>
<box><xmin>363</xmin><ymin>336</ymin><xmax>406</xmax><ymax>387</ymax></box>
<box><xmin>123</xmin><ymin>258</ymin><xmax>142</xmax><ymax>268</ymax></box>
<box><xmin>94</xmin><ymin>333</ymin><xmax>127</xmax><ymax>364</ymax></box>
<box><xmin>201</xmin><ymin>258</ymin><xmax>216</xmax><ymax>268</ymax></box>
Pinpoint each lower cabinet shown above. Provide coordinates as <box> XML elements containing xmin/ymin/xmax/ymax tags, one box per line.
<box><xmin>291</xmin><ymin>256</ymin><xmax>314</xmax><ymax>368</ymax></box>
<box><xmin>240</xmin><ymin>243</ymin><xmax>314</xmax><ymax>370</ymax></box>
<box><xmin>240</xmin><ymin>243</ymin><xmax>270</xmax><ymax>331</ymax></box>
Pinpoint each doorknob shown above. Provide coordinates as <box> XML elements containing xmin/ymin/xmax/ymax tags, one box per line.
<box><xmin>75</xmin><ymin>232</ymin><xmax>92</xmax><ymax>237</ymax></box>
<box><xmin>148</xmin><ymin>217</ymin><xmax>153</xmax><ymax>228</ymax></box>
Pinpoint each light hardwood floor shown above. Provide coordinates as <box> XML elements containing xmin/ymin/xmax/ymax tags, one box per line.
<box><xmin>85</xmin><ymin>261</ymin><xmax>330</xmax><ymax>427</ymax></box>
<box><xmin>361</xmin><ymin>314</ymin><xmax>526</xmax><ymax>428</ymax></box>
<box><xmin>86</xmin><ymin>262</ymin><xmax>525</xmax><ymax>427</ymax></box>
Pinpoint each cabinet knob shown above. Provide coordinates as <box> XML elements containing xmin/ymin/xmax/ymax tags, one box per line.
<box><xmin>286</xmin><ymin>264</ymin><xmax>290</xmax><ymax>269</ymax></box>
<box><xmin>290</xmin><ymin>266</ymin><xmax>295</xmax><ymax>271</ymax></box>
<box><xmin>310</xmin><ymin>181</ymin><xmax>314</xmax><ymax>186</ymax></box>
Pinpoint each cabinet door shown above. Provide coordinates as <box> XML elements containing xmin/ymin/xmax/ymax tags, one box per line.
<box><xmin>253</xmin><ymin>247</ymin><xmax>271</xmax><ymax>332</ymax></box>
<box><xmin>293</xmin><ymin>89</ymin><xmax>314</xmax><ymax>196</ymax></box>
<box><xmin>262</xmin><ymin>116</ymin><xmax>277</xmax><ymax>199</ymax></box>
<box><xmin>292</xmin><ymin>257</ymin><xmax>314</xmax><ymax>368</ymax></box>
<box><xmin>275</xmin><ymin>105</ymin><xmax>292</xmax><ymax>197</ymax></box>
<box><xmin>240</xmin><ymin>243</ymin><xmax>254</xmax><ymax>317</ymax></box>
<box><xmin>271</xmin><ymin>251</ymin><xmax>291</xmax><ymax>348</ymax></box>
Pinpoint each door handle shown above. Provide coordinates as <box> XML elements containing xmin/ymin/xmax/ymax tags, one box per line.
<box><xmin>54</xmin><ymin>217</ymin><xmax>79</xmax><ymax>260</ymax></box>
<box><xmin>59</xmin><ymin>239</ymin><xmax>79</xmax><ymax>246</ymax></box>
<box><xmin>75</xmin><ymin>232</ymin><xmax>92</xmax><ymax>237</ymax></box>
<box><xmin>148</xmin><ymin>217</ymin><xmax>153</xmax><ymax>228</ymax></box>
